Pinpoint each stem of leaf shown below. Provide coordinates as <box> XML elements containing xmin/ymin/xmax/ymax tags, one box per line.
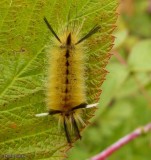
<box><xmin>90</xmin><ymin>123</ymin><xmax>151</xmax><ymax>160</ymax></box>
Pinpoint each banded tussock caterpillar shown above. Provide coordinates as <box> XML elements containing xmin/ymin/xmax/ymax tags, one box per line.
<box><xmin>36</xmin><ymin>17</ymin><xmax>100</xmax><ymax>144</ymax></box>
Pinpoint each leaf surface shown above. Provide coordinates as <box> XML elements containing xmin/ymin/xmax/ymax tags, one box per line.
<box><xmin>0</xmin><ymin>0</ymin><xmax>117</xmax><ymax>159</ymax></box>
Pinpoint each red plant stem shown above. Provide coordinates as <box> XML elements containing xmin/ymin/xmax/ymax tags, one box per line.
<box><xmin>90</xmin><ymin>123</ymin><xmax>151</xmax><ymax>160</ymax></box>
<box><xmin>112</xmin><ymin>51</ymin><xmax>127</xmax><ymax>65</ymax></box>
<box><xmin>148</xmin><ymin>0</ymin><xmax>151</xmax><ymax>13</ymax></box>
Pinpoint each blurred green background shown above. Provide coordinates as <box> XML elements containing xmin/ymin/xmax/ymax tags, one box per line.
<box><xmin>68</xmin><ymin>0</ymin><xmax>151</xmax><ymax>159</ymax></box>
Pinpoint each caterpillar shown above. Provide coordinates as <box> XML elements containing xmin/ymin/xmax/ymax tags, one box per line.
<box><xmin>36</xmin><ymin>17</ymin><xmax>100</xmax><ymax>144</ymax></box>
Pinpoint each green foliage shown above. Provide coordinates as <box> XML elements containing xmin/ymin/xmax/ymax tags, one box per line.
<box><xmin>128</xmin><ymin>40</ymin><xmax>151</xmax><ymax>72</ymax></box>
<box><xmin>0</xmin><ymin>0</ymin><xmax>117</xmax><ymax>159</ymax></box>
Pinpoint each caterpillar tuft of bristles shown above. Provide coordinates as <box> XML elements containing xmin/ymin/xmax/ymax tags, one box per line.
<box><xmin>35</xmin><ymin>17</ymin><xmax>100</xmax><ymax>144</ymax></box>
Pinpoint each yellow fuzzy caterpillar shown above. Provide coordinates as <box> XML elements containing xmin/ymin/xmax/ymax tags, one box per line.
<box><xmin>36</xmin><ymin>17</ymin><xmax>99</xmax><ymax>143</ymax></box>
<box><xmin>47</xmin><ymin>31</ymin><xmax>86</xmax><ymax>111</ymax></box>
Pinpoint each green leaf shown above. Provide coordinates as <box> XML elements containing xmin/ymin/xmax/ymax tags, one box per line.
<box><xmin>0</xmin><ymin>0</ymin><xmax>117</xmax><ymax>159</ymax></box>
<box><xmin>115</xmin><ymin>72</ymin><xmax>151</xmax><ymax>99</ymax></box>
<box><xmin>128</xmin><ymin>40</ymin><xmax>151</xmax><ymax>72</ymax></box>
<box><xmin>95</xmin><ymin>63</ymin><xmax>129</xmax><ymax>117</ymax></box>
